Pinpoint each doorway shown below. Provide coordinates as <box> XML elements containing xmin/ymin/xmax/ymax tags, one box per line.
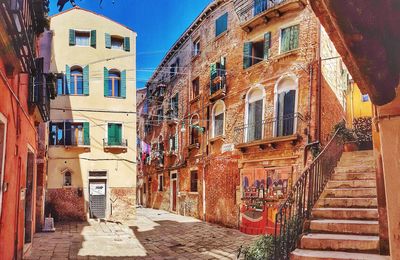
<box><xmin>24</xmin><ymin>150</ymin><xmax>35</xmax><ymax>246</ymax></box>
<box><xmin>170</xmin><ymin>172</ymin><xmax>178</xmax><ymax>212</ymax></box>
<box><xmin>89</xmin><ymin>179</ymin><xmax>107</xmax><ymax>219</ymax></box>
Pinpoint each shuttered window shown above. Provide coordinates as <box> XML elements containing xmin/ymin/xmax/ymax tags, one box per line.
<box><xmin>105</xmin><ymin>33</ymin><xmax>111</xmax><ymax>48</ymax></box>
<box><xmin>124</xmin><ymin>37</ymin><xmax>130</xmax><ymax>52</ymax></box>
<box><xmin>243</xmin><ymin>42</ymin><xmax>252</xmax><ymax>69</ymax></box>
<box><xmin>254</xmin><ymin>0</ymin><xmax>269</xmax><ymax>16</ymax></box>
<box><xmin>108</xmin><ymin>123</ymin><xmax>122</xmax><ymax>145</ymax></box>
<box><xmin>69</xmin><ymin>29</ymin><xmax>75</xmax><ymax>46</ymax></box>
<box><xmin>243</xmin><ymin>32</ymin><xmax>271</xmax><ymax>69</ymax></box>
<box><xmin>190</xmin><ymin>171</ymin><xmax>198</xmax><ymax>192</ymax></box>
<box><xmin>247</xmin><ymin>100</ymin><xmax>263</xmax><ymax>142</ymax></box>
<box><xmin>215</xmin><ymin>13</ymin><xmax>228</xmax><ymax>37</ymax></box>
<box><xmin>83</xmin><ymin>122</ymin><xmax>90</xmax><ymax>145</ymax></box>
<box><xmin>90</xmin><ymin>30</ymin><xmax>96</xmax><ymax>47</ymax></box>
<box><xmin>104</xmin><ymin>69</ymin><xmax>126</xmax><ymax>98</ymax></box>
<box><xmin>83</xmin><ymin>65</ymin><xmax>89</xmax><ymax>95</ymax></box>
<box><xmin>281</xmin><ymin>25</ymin><xmax>299</xmax><ymax>53</ymax></box>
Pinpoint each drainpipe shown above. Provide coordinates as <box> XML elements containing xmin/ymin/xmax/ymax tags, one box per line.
<box><xmin>316</xmin><ymin>22</ymin><xmax>322</xmax><ymax>142</ymax></box>
<box><xmin>202</xmin><ymin>162</ymin><xmax>206</xmax><ymax>221</ymax></box>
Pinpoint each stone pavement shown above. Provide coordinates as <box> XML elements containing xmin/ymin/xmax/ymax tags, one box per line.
<box><xmin>24</xmin><ymin>208</ymin><xmax>258</xmax><ymax>259</ymax></box>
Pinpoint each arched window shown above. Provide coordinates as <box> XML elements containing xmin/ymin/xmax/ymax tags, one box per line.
<box><xmin>212</xmin><ymin>101</ymin><xmax>225</xmax><ymax>138</ymax></box>
<box><xmin>275</xmin><ymin>76</ymin><xmax>298</xmax><ymax>137</ymax></box>
<box><xmin>70</xmin><ymin>66</ymin><xmax>83</xmax><ymax>95</ymax></box>
<box><xmin>245</xmin><ymin>86</ymin><xmax>264</xmax><ymax>142</ymax></box>
<box><xmin>190</xmin><ymin>114</ymin><xmax>200</xmax><ymax>145</ymax></box>
<box><xmin>108</xmin><ymin>69</ymin><xmax>121</xmax><ymax>97</ymax></box>
<box><xmin>64</xmin><ymin>171</ymin><xmax>72</xmax><ymax>187</ymax></box>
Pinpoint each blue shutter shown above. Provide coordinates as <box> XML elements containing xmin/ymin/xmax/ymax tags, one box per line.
<box><xmin>121</xmin><ymin>70</ymin><xmax>126</xmax><ymax>98</ymax></box>
<box><xmin>65</xmin><ymin>65</ymin><xmax>71</xmax><ymax>95</ymax></box>
<box><xmin>124</xmin><ymin>37</ymin><xmax>130</xmax><ymax>52</ymax></box>
<box><xmin>105</xmin><ymin>33</ymin><xmax>111</xmax><ymax>48</ymax></box>
<box><xmin>104</xmin><ymin>67</ymin><xmax>109</xmax><ymax>96</ymax></box>
<box><xmin>69</xmin><ymin>29</ymin><xmax>75</xmax><ymax>46</ymax></box>
<box><xmin>243</xmin><ymin>42</ymin><xmax>253</xmax><ymax>69</ymax></box>
<box><xmin>83</xmin><ymin>65</ymin><xmax>89</xmax><ymax>95</ymax></box>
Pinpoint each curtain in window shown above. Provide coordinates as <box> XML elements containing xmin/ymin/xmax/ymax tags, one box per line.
<box><xmin>247</xmin><ymin>99</ymin><xmax>263</xmax><ymax>142</ymax></box>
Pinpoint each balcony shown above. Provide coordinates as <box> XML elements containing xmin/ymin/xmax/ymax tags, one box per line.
<box><xmin>103</xmin><ymin>138</ymin><xmax>128</xmax><ymax>152</ymax></box>
<box><xmin>234</xmin><ymin>113</ymin><xmax>306</xmax><ymax>151</ymax></box>
<box><xmin>64</xmin><ymin>139</ymin><xmax>90</xmax><ymax>150</ymax></box>
<box><xmin>233</xmin><ymin>0</ymin><xmax>306</xmax><ymax>31</ymax></box>
<box><xmin>210</xmin><ymin>69</ymin><xmax>227</xmax><ymax>101</ymax></box>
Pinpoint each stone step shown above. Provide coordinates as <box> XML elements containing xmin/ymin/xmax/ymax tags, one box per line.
<box><xmin>337</xmin><ymin>161</ymin><xmax>375</xmax><ymax>168</ymax></box>
<box><xmin>331</xmin><ymin>172</ymin><xmax>376</xmax><ymax>181</ymax></box>
<box><xmin>323</xmin><ymin>188</ymin><xmax>376</xmax><ymax>198</ymax></box>
<box><xmin>317</xmin><ymin>198</ymin><xmax>377</xmax><ymax>208</ymax></box>
<box><xmin>309</xmin><ymin>219</ymin><xmax>379</xmax><ymax>235</ymax></box>
<box><xmin>335</xmin><ymin>166</ymin><xmax>375</xmax><ymax>174</ymax></box>
<box><xmin>311</xmin><ymin>208</ymin><xmax>378</xmax><ymax>220</ymax></box>
<box><xmin>299</xmin><ymin>234</ymin><xmax>379</xmax><ymax>253</ymax></box>
<box><xmin>326</xmin><ymin>180</ymin><xmax>376</xmax><ymax>189</ymax></box>
<box><xmin>290</xmin><ymin>249</ymin><xmax>389</xmax><ymax>260</ymax></box>
<box><xmin>341</xmin><ymin>151</ymin><xmax>373</xmax><ymax>157</ymax></box>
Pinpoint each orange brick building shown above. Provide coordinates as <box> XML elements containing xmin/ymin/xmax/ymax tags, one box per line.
<box><xmin>137</xmin><ymin>0</ymin><xmax>347</xmax><ymax>233</ymax></box>
<box><xmin>0</xmin><ymin>1</ymin><xmax>54</xmax><ymax>258</ymax></box>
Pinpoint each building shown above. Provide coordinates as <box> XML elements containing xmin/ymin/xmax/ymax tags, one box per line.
<box><xmin>136</xmin><ymin>87</ymin><xmax>147</xmax><ymax>206</ymax></box>
<box><xmin>137</xmin><ymin>0</ymin><xmax>348</xmax><ymax>234</ymax></box>
<box><xmin>310</xmin><ymin>0</ymin><xmax>399</xmax><ymax>257</ymax></box>
<box><xmin>46</xmin><ymin>7</ymin><xmax>137</xmax><ymax>221</ymax></box>
<box><xmin>0</xmin><ymin>0</ymin><xmax>54</xmax><ymax>258</ymax></box>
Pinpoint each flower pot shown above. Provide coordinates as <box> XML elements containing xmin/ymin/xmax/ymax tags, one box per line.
<box><xmin>344</xmin><ymin>142</ymin><xmax>358</xmax><ymax>152</ymax></box>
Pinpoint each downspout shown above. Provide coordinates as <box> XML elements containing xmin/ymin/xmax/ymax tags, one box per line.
<box><xmin>317</xmin><ymin>22</ymin><xmax>322</xmax><ymax>142</ymax></box>
<box><xmin>202</xmin><ymin>163</ymin><xmax>206</xmax><ymax>221</ymax></box>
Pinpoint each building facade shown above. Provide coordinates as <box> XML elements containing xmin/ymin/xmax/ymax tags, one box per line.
<box><xmin>47</xmin><ymin>7</ymin><xmax>137</xmax><ymax>221</ymax></box>
<box><xmin>0</xmin><ymin>0</ymin><xmax>54</xmax><ymax>258</ymax></box>
<box><xmin>137</xmin><ymin>0</ymin><xmax>348</xmax><ymax>234</ymax></box>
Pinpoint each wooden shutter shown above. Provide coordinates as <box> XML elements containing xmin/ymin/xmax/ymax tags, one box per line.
<box><xmin>69</xmin><ymin>29</ymin><xmax>75</xmax><ymax>46</ymax></box>
<box><xmin>124</xmin><ymin>37</ymin><xmax>130</xmax><ymax>52</ymax></box>
<box><xmin>215</xmin><ymin>13</ymin><xmax>228</xmax><ymax>37</ymax></box>
<box><xmin>108</xmin><ymin>124</ymin><xmax>115</xmax><ymax>144</ymax></box>
<box><xmin>243</xmin><ymin>42</ymin><xmax>253</xmax><ymax>69</ymax></box>
<box><xmin>247</xmin><ymin>102</ymin><xmax>256</xmax><ymax>141</ymax></box>
<box><xmin>290</xmin><ymin>25</ymin><xmax>299</xmax><ymax>50</ymax></box>
<box><xmin>283</xmin><ymin>90</ymin><xmax>296</xmax><ymax>135</ymax></box>
<box><xmin>105</xmin><ymin>33</ymin><xmax>111</xmax><ymax>48</ymax></box>
<box><xmin>277</xmin><ymin>92</ymin><xmax>285</xmax><ymax>136</ymax></box>
<box><xmin>116</xmin><ymin>124</ymin><xmax>122</xmax><ymax>143</ymax></box>
<box><xmin>65</xmin><ymin>65</ymin><xmax>71</xmax><ymax>95</ymax></box>
<box><xmin>264</xmin><ymin>32</ymin><xmax>271</xmax><ymax>60</ymax></box>
<box><xmin>83</xmin><ymin>122</ymin><xmax>90</xmax><ymax>145</ymax></box>
<box><xmin>281</xmin><ymin>27</ymin><xmax>290</xmax><ymax>53</ymax></box>
<box><xmin>90</xmin><ymin>30</ymin><xmax>96</xmax><ymax>47</ymax></box>
<box><xmin>121</xmin><ymin>70</ymin><xmax>126</xmax><ymax>98</ymax></box>
<box><xmin>174</xmin><ymin>133</ymin><xmax>178</xmax><ymax>151</ymax></box>
<box><xmin>83</xmin><ymin>65</ymin><xmax>89</xmax><ymax>95</ymax></box>
<box><xmin>103</xmin><ymin>67</ymin><xmax>109</xmax><ymax>96</ymax></box>
<box><xmin>65</xmin><ymin>122</ymin><xmax>71</xmax><ymax>145</ymax></box>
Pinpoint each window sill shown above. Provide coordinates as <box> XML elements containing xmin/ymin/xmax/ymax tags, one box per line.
<box><xmin>104</xmin><ymin>96</ymin><xmax>126</xmax><ymax>99</ymax></box>
<box><xmin>209</xmin><ymin>135</ymin><xmax>225</xmax><ymax>143</ymax></box>
<box><xmin>188</xmin><ymin>191</ymin><xmax>199</xmax><ymax>195</ymax></box>
<box><xmin>191</xmin><ymin>53</ymin><xmax>201</xmax><ymax>62</ymax></box>
<box><xmin>188</xmin><ymin>143</ymin><xmax>200</xmax><ymax>150</ymax></box>
<box><xmin>244</xmin><ymin>58</ymin><xmax>269</xmax><ymax>72</ymax></box>
<box><xmin>58</xmin><ymin>94</ymin><xmax>88</xmax><ymax>96</ymax></box>
<box><xmin>214</xmin><ymin>30</ymin><xmax>228</xmax><ymax>42</ymax></box>
<box><xmin>275</xmin><ymin>48</ymin><xmax>300</xmax><ymax>60</ymax></box>
<box><xmin>190</xmin><ymin>95</ymin><xmax>200</xmax><ymax>104</ymax></box>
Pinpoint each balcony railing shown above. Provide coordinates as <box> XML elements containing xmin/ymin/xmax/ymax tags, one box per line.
<box><xmin>233</xmin><ymin>113</ymin><xmax>305</xmax><ymax>146</ymax></box>
<box><xmin>65</xmin><ymin>139</ymin><xmax>90</xmax><ymax>147</ymax></box>
<box><xmin>103</xmin><ymin>138</ymin><xmax>128</xmax><ymax>147</ymax></box>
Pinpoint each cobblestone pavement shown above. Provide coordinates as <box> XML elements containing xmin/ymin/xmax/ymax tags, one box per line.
<box><xmin>25</xmin><ymin>208</ymin><xmax>258</xmax><ymax>259</ymax></box>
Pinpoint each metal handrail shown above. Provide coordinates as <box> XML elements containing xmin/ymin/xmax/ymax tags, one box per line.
<box><xmin>273</xmin><ymin>129</ymin><xmax>343</xmax><ymax>259</ymax></box>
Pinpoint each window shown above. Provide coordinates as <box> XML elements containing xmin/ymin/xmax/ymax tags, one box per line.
<box><xmin>56</xmin><ymin>73</ymin><xmax>66</xmax><ymax>95</ymax></box>
<box><xmin>210</xmin><ymin>57</ymin><xmax>226</xmax><ymax>94</ymax></box>
<box><xmin>169</xmin><ymin>133</ymin><xmax>178</xmax><ymax>152</ymax></box>
<box><xmin>157</xmin><ymin>108</ymin><xmax>163</xmax><ymax>124</ymax></box>
<box><xmin>49</xmin><ymin>122</ymin><xmax>90</xmax><ymax>146</ymax></box>
<box><xmin>280</xmin><ymin>25</ymin><xmax>299</xmax><ymax>53</ymax></box>
<box><xmin>275</xmin><ymin>76</ymin><xmax>297</xmax><ymax>137</ymax></box>
<box><xmin>254</xmin><ymin>0</ymin><xmax>269</xmax><ymax>16</ymax></box>
<box><xmin>193</xmin><ymin>38</ymin><xmax>200</xmax><ymax>56</ymax></box>
<box><xmin>362</xmin><ymin>94</ymin><xmax>369</xmax><ymax>102</ymax></box>
<box><xmin>111</xmin><ymin>36</ymin><xmax>124</xmax><ymax>50</ymax></box>
<box><xmin>190</xmin><ymin>171</ymin><xmax>198</xmax><ymax>192</ymax></box>
<box><xmin>170</xmin><ymin>59</ymin><xmax>179</xmax><ymax>79</ymax></box>
<box><xmin>70</xmin><ymin>66</ymin><xmax>83</xmax><ymax>95</ymax></box>
<box><xmin>215</xmin><ymin>13</ymin><xmax>228</xmax><ymax>37</ymax></box>
<box><xmin>0</xmin><ymin>114</ymin><xmax>7</xmax><ymax>216</ymax></box>
<box><xmin>158</xmin><ymin>174</ymin><xmax>164</xmax><ymax>191</ymax></box>
<box><xmin>212</xmin><ymin>101</ymin><xmax>225</xmax><ymax>138</ymax></box>
<box><xmin>171</xmin><ymin>93</ymin><xmax>179</xmax><ymax>118</ymax></box>
<box><xmin>246</xmin><ymin>87</ymin><xmax>264</xmax><ymax>142</ymax></box>
<box><xmin>108</xmin><ymin>70</ymin><xmax>121</xmax><ymax>97</ymax></box>
<box><xmin>64</xmin><ymin>171</ymin><xmax>72</xmax><ymax>187</ymax></box>
<box><xmin>190</xmin><ymin>115</ymin><xmax>200</xmax><ymax>145</ymax></box>
<box><xmin>107</xmin><ymin>123</ymin><xmax>123</xmax><ymax>145</ymax></box>
<box><xmin>192</xmin><ymin>78</ymin><xmax>200</xmax><ymax>99</ymax></box>
<box><xmin>75</xmin><ymin>31</ymin><xmax>90</xmax><ymax>46</ymax></box>
<box><xmin>243</xmin><ymin>32</ymin><xmax>271</xmax><ymax>69</ymax></box>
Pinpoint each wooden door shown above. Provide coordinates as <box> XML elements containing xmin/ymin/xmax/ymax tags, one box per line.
<box><xmin>172</xmin><ymin>180</ymin><xmax>177</xmax><ymax>211</ymax></box>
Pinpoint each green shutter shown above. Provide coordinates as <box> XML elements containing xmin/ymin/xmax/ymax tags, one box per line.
<box><xmin>210</xmin><ymin>63</ymin><xmax>217</xmax><ymax>81</ymax></box>
<box><xmin>108</xmin><ymin>124</ymin><xmax>115</xmax><ymax>144</ymax></box>
<box><xmin>116</xmin><ymin>124</ymin><xmax>122</xmax><ymax>144</ymax></box>
<box><xmin>215</xmin><ymin>13</ymin><xmax>228</xmax><ymax>37</ymax></box>
<box><xmin>220</xmin><ymin>56</ymin><xmax>226</xmax><ymax>71</ymax></box>
<box><xmin>105</xmin><ymin>33</ymin><xmax>111</xmax><ymax>48</ymax></box>
<box><xmin>65</xmin><ymin>65</ymin><xmax>71</xmax><ymax>94</ymax></box>
<box><xmin>83</xmin><ymin>65</ymin><xmax>89</xmax><ymax>95</ymax></box>
<box><xmin>121</xmin><ymin>70</ymin><xmax>126</xmax><ymax>98</ymax></box>
<box><xmin>69</xmin><ymin>29</ymin><xmax>75</xmax><ymax>46</ymax></box>
<box><xmin>83</xmin><ymin>122</ymin><xmax>90</xmax><ymax>145</ymax></box>
<box><xmin>281</xmin><ymin>27</ymin><xmax>290</xmax><ymax>53</ymax></box>
<box><xmin>90</xmin><ymin>30</ymin><xmax>96</xmax><ymax>47</ymax></box>
<box><xmin>290</xmin><ymin>25</ymin><xmax>299</xmax><ymax>50</ymax></box>
<box><xmin>243</xmin><ymin>42</ymin><xmax>253</xmax><ymax>69</ymax></box>
<box><xmin>264</xmin><ymin>32</ymin><xmax>271</xmax><ymax>60</ymax></box>
<box><xmin>124</xmin><ymin>37</ymin><xmax>130</xmax><ymax>52</ymax></box>
<box><xmin>104</xmin><ymin>67</ymin><xmax>109</xmax><ymax>96</ymax></box>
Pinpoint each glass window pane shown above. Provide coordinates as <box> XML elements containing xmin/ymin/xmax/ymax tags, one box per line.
<box><xmin>77</xmin><ymin>76</ymin><xmax>83</xmax><ymax>94</ymax></box>
<box><xmin>115</xmin><ymin>79</ymin><xmax>120</xmax><ymax>97</ymax></box>
<box><xmin>108</xmin><ymin>79</ymin><xmax>113</xmax><ymax>96</ymax></box>
<box><xmin>57</xmin><ymin>78</ymin><xmax>63</xmax><ymax>95</ymax></box>
<box><xmin>70</xmin><ymin>76</ymin><xmax>75</xmax><ymax>94</ymax></box>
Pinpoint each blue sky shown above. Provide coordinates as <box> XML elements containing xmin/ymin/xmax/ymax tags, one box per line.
<box><xmin>49</xmin><ymin>0</ymin><xmax>212</xmax><ymax>88</ymax></box>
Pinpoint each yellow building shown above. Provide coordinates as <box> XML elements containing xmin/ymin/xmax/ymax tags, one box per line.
<box><xmin>346</xmin><ymin>82</ymin><xmax>373</xmax><ymax>127</ymax></box>
<box><xmin>47</xmin><ymin>7</ymin><xmax>137</xmax><ymax>220</ymax></box>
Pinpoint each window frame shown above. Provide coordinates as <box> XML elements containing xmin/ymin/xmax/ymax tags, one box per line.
<box><xmin>158</xmin><ymin>174</ymin><xmax>164</xmax><ymax>192</ymax></box>
<box><xmin>110</xmin><ymin>36</ymin><xmax>124</xmax><ymax>50</ymax></box>
<box><xmin>193</xmin><ymin>38</ymin><xmax>201</xmax><ymax>57</ymax></box>
<box><xmin>212</xmin><ymin>100</ymin><xmax>225</xmax><ymax>138</ymax></box>
<box><xmin>63</xmin><ymin>171</ymin><xmax>72</xmax><ymax>187</ymax></box>
<box><xmin>0</xmin><ymin>113</ymin><xmax>7</xmax><ymax>217</ymax></box>
<box><xmin>75</xmin><ymin>30</ymin><xmax>91</xmax><ymax>47</ymax></box>
<box><xmin>190</xmin><ymin>171</ymin><xmax>198</xmax><ymax>192</ymax></box>
<box><xmin>279</xmin><ymin>24</ymin><xmax>300</xmax><ymax>54</ymax></box>
<box><xmin>107</xmin><ymin>122</ymin><xmax>123</xmax><ymax>145</ymax></box>
<box><xmin>215</xmin><ymin>12</ymin><xmax>228</xmax><ymax>37</ymax></box>
<box><xmin>50</xmin><ymin>121</ymin><xmax>65</xmax><ymax>146</ymax></box>
<box><xmin>70</xmin><ymin>66</ymin><xmax>84</xmax><ymax>95</ymax></box>
<box><xmin>108</xmin><ymin>70</ymin><xmax>121</xmax><ymax>97</ymax></box>
<box><xmin>192</xmin><ymin>78</ymin><xmax>200</xmax><ymax>100</ymax></box>
<box><xmin>244</xmin><ymin>86</ymin><xmax>265</xmax><ymax>142</ymax></box>
<box><xmin>190</xmin><ymin>114</ymin><xmax>200</xmax><ymax>145</ymax></box>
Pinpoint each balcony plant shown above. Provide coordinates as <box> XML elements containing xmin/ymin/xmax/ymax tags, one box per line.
<box><xmin>333</xmin><ymin>120</ymin><xmax>358</xmax><ymax>152</ymax></box>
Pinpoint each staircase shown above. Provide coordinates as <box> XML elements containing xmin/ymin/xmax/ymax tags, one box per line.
<box><xmin>291</xmin><ymin>150</ymin><xmax>389</xmax><ymax>259</ymax></box>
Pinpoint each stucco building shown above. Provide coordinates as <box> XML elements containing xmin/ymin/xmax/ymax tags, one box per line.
<box><xmin>137</xmin><ymin>0</ymin><xmax>348</xmax><ymax>234</ymax></box>
<box><xmin>0</xmin><ymin>0</ymin><xmax>54</xmax><ymax>258</ymax></box>
<box><xmin>47</xmin><ymin>7</ymin><xmax>137</xmax><ymax>221</ymax></box>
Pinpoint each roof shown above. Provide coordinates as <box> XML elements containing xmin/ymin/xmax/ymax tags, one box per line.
<box><xmin>50</xmin><ymin>6</ymin><xmax>136</xmax><ymax>33</ymax></box>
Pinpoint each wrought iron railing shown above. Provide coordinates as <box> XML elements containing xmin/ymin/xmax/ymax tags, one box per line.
<box><xmin>233</xmin><ymin>0</ymin><xmax>288</xmax><ymax>24</ymax></box>
<box><xmin>210</xmin><ymin>69</ymin><xmax>227</xmax><ymax>95</ymax></box>
<box><xmin>103</xmin><ymin>138</ymin><xmax>128</xmax><ymax>147</ymax></box>
<box><xmin>273</xmin><ymin>129</ymin><xmax>343</xmax><ymax>259</ymax></box>
<box><xmin>233</xmin><ymin>113</ymin><xmax>305</xmax><ymax>144</ymax></box>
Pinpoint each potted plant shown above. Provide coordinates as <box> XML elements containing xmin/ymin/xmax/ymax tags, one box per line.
<box><xmin>333</xmin><ymin>120</ymin><xmax>358</xmax><ymax>152</ymax></box>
